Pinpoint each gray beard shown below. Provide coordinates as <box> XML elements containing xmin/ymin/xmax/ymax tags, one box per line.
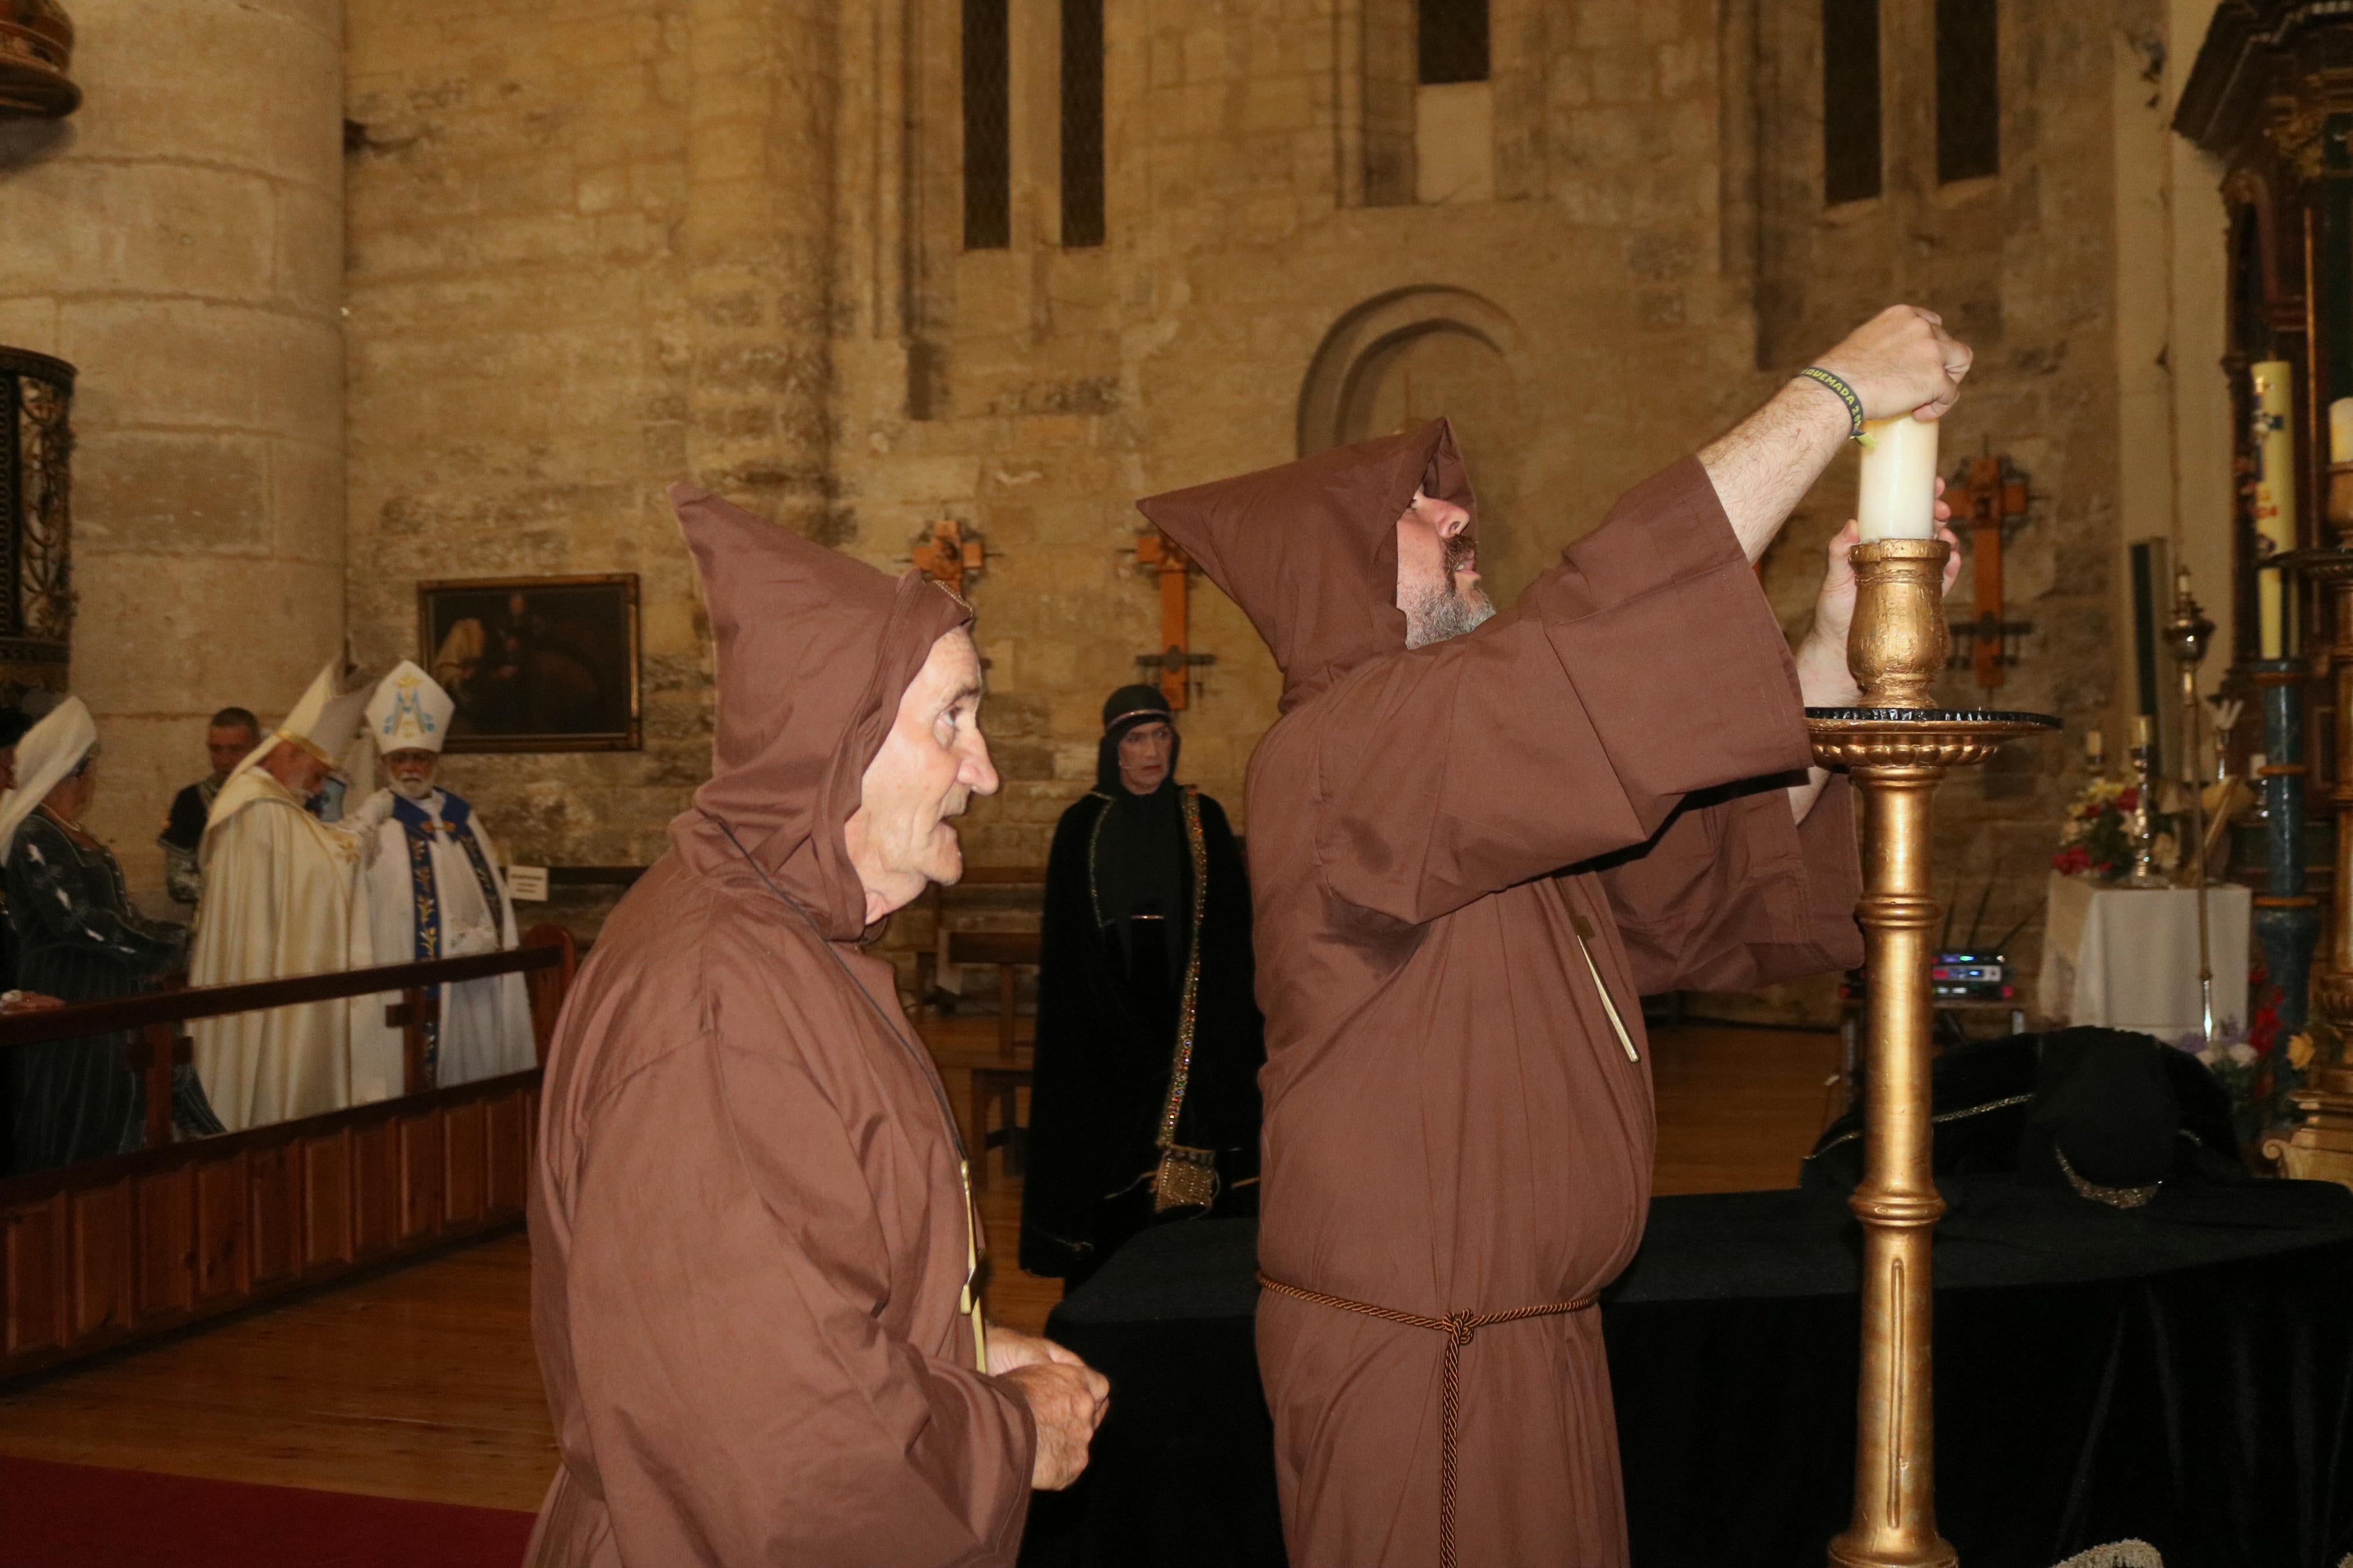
<box><xmin>1403</xmin><ymin>582</ymin><xmax>1497</xmax><ymax>649</ymax></box>
<box><xmin>391</xmin><ymin>775</ymin><xmax>436</xmax><ymax>801</ymax></box>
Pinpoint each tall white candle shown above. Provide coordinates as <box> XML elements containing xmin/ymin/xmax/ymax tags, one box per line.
<box><xmin>2331</xmin><ymin>397</ymin><xmax>2353</xmax><ymax>465</ymax></box>
<box><xmin>2251</xmin><ymin>360</ymin><xmax>2299</xmax><ymax>657</ymax></box>
<box><xmin>1855</xmin><ymin>415</ymin><xmax>1940</xmax><ymax>542</ymax></box>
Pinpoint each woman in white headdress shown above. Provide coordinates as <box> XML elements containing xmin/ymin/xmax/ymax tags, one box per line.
<box><xmin>3</xmin><ymin>699</ymin><xmax>222</xmax><ymax>1174</ymax></box>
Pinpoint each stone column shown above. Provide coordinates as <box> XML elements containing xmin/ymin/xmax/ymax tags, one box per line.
<box><xmin>0</xmin><ymin>0</ymin><xmax>345</xmax><ymax>895</ymax></box>
<box><xmin>683</xmin><ymin>0</ymin><xmax>837</xmax><ymax>539</ymax></box>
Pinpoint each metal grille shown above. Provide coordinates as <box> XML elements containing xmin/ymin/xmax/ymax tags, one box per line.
<box><xmin>963</xmin><ymin>0</ymin><xmax>1010</xmax><ymax>250</ymax></box>
<box><xmin>1935</xmin><ymin>0</ymin><xmax>1999</xmax><ymax>184</ymax></box>
<box><xmin>1821</xmin><ymin>0</ymin><xmax>1882</xmax><ymax>205</ymax></box>
<box><xmin>1418</xmin><ymin>0</ymin><xmax>1489</xmax><ymax>86</ymax></box>
<box><xmin>1061</xmin><ymin>0</ymin><xmax>1105</xmax><ymax>247</ymax></box>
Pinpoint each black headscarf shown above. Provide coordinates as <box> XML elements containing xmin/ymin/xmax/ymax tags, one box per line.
<box><xmin>1093</xmin><ymin>685</ymin><xmax>1187</xmax><ymax>977</ymax></box>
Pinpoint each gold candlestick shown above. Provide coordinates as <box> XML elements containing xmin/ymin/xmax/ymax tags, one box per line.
<box><xmin>2164</xmin><ymin>571</ymin><xmax>2216</xmax><ymax>1040</ymax></box>
<box><xmin>1811</xmin><ymin>546</ymin><xmax>2055</xmax><ymax>1568</ymax></box>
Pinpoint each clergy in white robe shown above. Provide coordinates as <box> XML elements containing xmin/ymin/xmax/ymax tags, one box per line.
<box><xmin>359</xmin><ymin>661</ymin><xmax>535</xmax><ymax>1087</ymax></box>
<box><xmin>190</xmin><ymin>663</ymin><xmax>400</xmax><ymax>1132</ymax></box>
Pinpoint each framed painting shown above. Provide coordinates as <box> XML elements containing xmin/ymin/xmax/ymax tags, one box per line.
<box><xmin>416</xmin><ymin>574</ymin><xmax>641</xmax><ymax>753</ymax></box>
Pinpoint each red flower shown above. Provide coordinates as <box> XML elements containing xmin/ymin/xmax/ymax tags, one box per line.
<box><xmin>2117</xmin><ymin>785</ymin><xmax>2139</xmax><ymax>811</ymax></box>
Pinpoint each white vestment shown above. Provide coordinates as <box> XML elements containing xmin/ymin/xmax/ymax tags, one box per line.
<box><xmin>361</xmin><ymin>788</ymin><xmax>535</xmax><ymax>1087</ymax></box>
<box><xmin>189</xmin><ymin>773</ymin><xmax>400</xmax><ymax>1130</ymax></box>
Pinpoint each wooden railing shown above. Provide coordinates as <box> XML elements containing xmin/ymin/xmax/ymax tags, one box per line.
<box><xmin>0</xmin><ymin>929</ymin><xmax>576</xmax><ymax>1151</ymax></box>
<box><xmin>0</xmin><ymin>927</ymin><xmax>578</xmax><ymax>1384</ymax></box>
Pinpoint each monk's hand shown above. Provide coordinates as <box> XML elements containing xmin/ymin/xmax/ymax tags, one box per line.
<box><xmin>1795</xmin><ymin>511</ymin><xmax>1964</xmax><ymax>707</ymax></box>
<box><xmin>985</xmin><ymin>1325</ymin><xmax>1089</xmax><ymax>1376</ymax></box>
<box><xmin>1811</xmin><ymin>304</ymin><xmax>1973</xmax><ymax>421</ymax></box>
<box><xmin>1003</xmin><ymin>1359</ymin><xmax>1110</xmax><ymax>1491</ymax></box>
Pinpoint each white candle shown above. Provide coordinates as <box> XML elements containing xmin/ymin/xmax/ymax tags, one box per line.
<box><xmin>2251</xmin><ymin>360</ymin><xmax>2299</xmax><ymax>657</ymax></box>
<box><xmin>1855</xmin><ymin>415</ymin><xmax>1940</xmax><ymax>542</ymax></box>
<box><xmin>2085</xmin><ymin>728</ymin><xmax>2104</xmax><ymax>766</ymax></box>
<box><xmin>2331</xmin><ymin>397</ymin><xmax>2353</xmax><ymax>464</ymax></box>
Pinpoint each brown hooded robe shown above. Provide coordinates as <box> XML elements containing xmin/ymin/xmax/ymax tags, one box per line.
<box><xmin>1138</xmin><ymin>422</ymin><xmax>1864</xmax><ymax>1567</ymax></box>
<box><xmin>525</xmin><ymin>487</ymin><xmax>1035</xmax><ymax>1567</ymax></box>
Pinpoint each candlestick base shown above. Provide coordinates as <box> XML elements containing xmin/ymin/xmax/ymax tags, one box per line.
<box><xmin>1807</xmin><ymin>706</ymin><xmax>2056</xmax><ymax>1568</ymax></box>
<box><xmin>1846</xmin><ymin>540</ymin><xmax>1955</xmax><ymax>711</ymax></box>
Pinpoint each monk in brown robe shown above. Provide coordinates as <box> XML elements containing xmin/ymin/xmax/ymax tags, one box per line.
<box><xmin>526</xmin><ymin>488</ymin><xmax>1108</xmax><ymax>1566</ymax></box>
<box><xmin>1138</xmin><ymin>305</ymin><xmax>1972</xmax><ymax>1566</ymax></box>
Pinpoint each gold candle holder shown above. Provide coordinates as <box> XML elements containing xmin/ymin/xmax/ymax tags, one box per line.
<box><xmin>1847</xmin><ymin>538</ymin><xmax>1954</xmax><ymax>710</ymax></box>
<box><xmin>1809</xmin><ymin>526</ymin><xmax>2054</xmax><ymax>1568</ymax></box>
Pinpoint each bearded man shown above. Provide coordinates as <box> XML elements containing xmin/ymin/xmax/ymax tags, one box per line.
<box><xmin>359</xmin><ymin>661</ymin><xmax>535</xmax><ymax>1087</ymax></box>
<box><xmin>527</xmin><ymin>486</ymin><xmax>1108</xmax><ymax>1567</ymax></box>
<box><xmin>1137</xmin><ymin>304</ymin><xmax>1969</xmax><ymax>1566</ymax></box>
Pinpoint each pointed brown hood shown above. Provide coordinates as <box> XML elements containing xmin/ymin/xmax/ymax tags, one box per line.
<box><xmin>1135</xmin><ymin>419</ymin><xmax>1474</xmax><ymax>712</ymax></box>
<box><xmin>675</xmin><ymin>483</ymin><xmax>971</xmax><ymax>938</ymax></box>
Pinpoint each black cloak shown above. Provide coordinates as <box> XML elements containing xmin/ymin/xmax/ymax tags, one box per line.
<box><xmin>1019</xmin><ymin>689</ymin><xmax>1265</xmax><ymax>1285</ymax></box>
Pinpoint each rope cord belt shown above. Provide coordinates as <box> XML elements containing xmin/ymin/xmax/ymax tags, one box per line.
<box><xmin>1257</xmin><ymin>1272</ymin><xmax>1598</xmax><ymax>1568</ymax></box>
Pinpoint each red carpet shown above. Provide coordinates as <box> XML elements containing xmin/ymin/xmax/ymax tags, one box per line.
<box><xmin>0</xmin><ymin>1455</ymin><xmax>535</xmax><ymax>1567</ymax></box>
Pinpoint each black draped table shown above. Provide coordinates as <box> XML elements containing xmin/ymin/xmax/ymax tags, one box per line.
<box><xmin>1017</xmin><ymin>1178</ymin><xmax>2353</xmax><ymax>1568</ymax></box>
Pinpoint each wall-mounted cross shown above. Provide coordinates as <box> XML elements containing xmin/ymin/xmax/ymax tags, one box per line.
<box><xmin>1135</xmin><ymin>530</ymin><xmax>1215</xmax><ymax>709</ymax></box>
<box><xmin>1944</xmin><ymin>451</ymin><xmax>2036</xmax><ymax>691</ymax></box>
<box><xmin>910</xmin><ymin>518</ymin><xmax>987</xmax><ymax>599</ymax></box>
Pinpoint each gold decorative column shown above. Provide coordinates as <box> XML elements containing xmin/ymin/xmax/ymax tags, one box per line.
<box><xmin>1808</xmin><ymin>538</ymin><xmax>2055</xmax><ymax>1568</ymax></box>
<box><xmin>2266</xmin><ymin>463</ymin><xmax>2353</xmax><ymax>1188</ymax></box>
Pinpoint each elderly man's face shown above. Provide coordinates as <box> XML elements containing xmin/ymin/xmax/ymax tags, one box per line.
<box><xmin>1396</xmin><ymin>488</ymin><xmax>1493</xmax><ymax>649</ymax></box>
<box><xmin>260</xmin><ymin>739</ymin><xmax>332</xmax><ymax>799</ymax></box>
<box><xmin>1117</xmin><ymin>720</ymin><xmax>1173</xmax><ymax>795</ymax></box>
<box><xmin>845</xmin><ymin>629</ymin><xmax>999</xmax><ymax>920</ymax></box>
<box><xmin>207</xmin><ymin>723</ymin><xmax>258</xmax><ymax>780</ymax></box>
<box><xmin>385</xmin><ymin>748</ymin><xmax>439</xmax><ymax>801</ymax></box>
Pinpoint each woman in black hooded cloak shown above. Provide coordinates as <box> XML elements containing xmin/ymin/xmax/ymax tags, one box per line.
<box><xmin>1019</xmin><ymin>685</ymin><xmax>1264</xmax><ymax>1290</ymax></box>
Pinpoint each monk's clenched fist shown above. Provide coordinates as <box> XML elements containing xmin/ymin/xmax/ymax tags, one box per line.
<box><xmin>1003</xmin><ymin>1359</ymin><xmax>1110</xmax><ymax>1491</ymax></box>
<box><xmin>1812</xmin><ymin>304</ymin><xmax>1974</xmax><ymax>422</ymax></box>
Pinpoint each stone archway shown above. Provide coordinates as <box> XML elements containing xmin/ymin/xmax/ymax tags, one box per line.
<box><xmin>1296</xmin><ymin>288</ymin><xmax>1538</xmax><ymax>603</ymax></box>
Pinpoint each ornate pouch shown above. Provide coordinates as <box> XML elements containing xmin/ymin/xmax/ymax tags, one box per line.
<box><xmin>1152</xmin><ymin>1143</ymin><xmax>1220</xmax><ymax>1213</ymax></box>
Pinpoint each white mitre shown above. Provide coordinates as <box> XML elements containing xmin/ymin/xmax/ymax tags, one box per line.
<box><xmin>228</xmin><ymin>661</ymin><xmax>371</xmax><ymax>782</ymax></box>
<box><xmin>365</xmin><ymin>660</ymin><xmax>454</xmax><ymax>756</ymax></box>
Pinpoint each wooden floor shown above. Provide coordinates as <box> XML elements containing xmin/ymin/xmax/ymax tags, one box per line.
<box><xmin>0</xmin><ymin>1023</ymin><xmax>1840</xmax><ymax>1514</ymax></box>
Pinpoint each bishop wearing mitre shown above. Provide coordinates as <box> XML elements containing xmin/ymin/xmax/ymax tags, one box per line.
<box><xmin>191</xmin><ymin>663</ymin><xmax>400</xmax><ymax>1131</ymax></box>
<box><xmin>359</xmin><ymin>661</ymin><xmax>535</xmax><ymax>1088</ymax></box>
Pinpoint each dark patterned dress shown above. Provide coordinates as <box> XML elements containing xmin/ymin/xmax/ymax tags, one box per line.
<box><xmin>6</xmin><ymin>809</ymin><xmax>219</xmax><ymax>1174</ymax></box>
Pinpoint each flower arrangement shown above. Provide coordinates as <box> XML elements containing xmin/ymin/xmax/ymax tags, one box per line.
<box><xmin>2052</xmin><ymin>776</ymin><xmax>2139</xmax><ymax>881</ymax></box>
<box><xmin>2172</xmin><ymin>963</ymin><xmax>2309</xmax><ymax>1148</ymax></box>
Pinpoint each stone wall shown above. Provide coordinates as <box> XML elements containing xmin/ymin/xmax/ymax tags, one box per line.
<box><xmin>0</xmin><ymin>0</ymin><xmax>346</xmax><ymax>901</ymax></box>
<box><xmin>331</xmin><ymin>0</ymin><xmax>2168</xmax><ymax>1016</ymax></box>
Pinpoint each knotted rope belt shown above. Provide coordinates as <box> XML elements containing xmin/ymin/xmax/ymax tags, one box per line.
<box><xmin>1257</xmin><ymin>1272</ymin><xmax>1598</xmax><ymax>1568</ymax></box>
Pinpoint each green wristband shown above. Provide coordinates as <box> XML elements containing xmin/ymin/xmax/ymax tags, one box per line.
<box><xmin>1796</xmin><ymin>365</ymin><xmax>1868</xmax><ymax>442</ymax></box>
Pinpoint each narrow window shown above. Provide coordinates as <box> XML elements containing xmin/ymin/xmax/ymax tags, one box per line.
<box><xmin>1060</xmin><ymin>0</ymin><xmax>1105</xmax><ymax>247</ymax></box>
<box><xmin>1935</xmin><ymin>0</ymin><xmax>2000</xmax><ymax>184</ymax></box>
<box><xmin>963</xmin><ymin>0</ymin><xmax>1010</xmax><ymax>250</ymax></box>
<box><xmin>1821</xmin><ymin>0</ymin><xmax>1881</xmax><ymax>205</ymax></box>
<box><xmin>1418</xmin><ymin>0</ymin><xmax>1489</xmax><ymax>86</ymax></box>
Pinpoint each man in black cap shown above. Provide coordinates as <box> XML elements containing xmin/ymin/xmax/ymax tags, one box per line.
<box><xmin>1021</xmin><ymin>685</ymin><xmax>1265</xmax><ymax>1291</ymax></box>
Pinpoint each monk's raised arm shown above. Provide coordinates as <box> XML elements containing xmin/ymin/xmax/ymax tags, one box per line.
<box><xmin>563</xmin><ymin>1046</ymin><xmax>1035</xmax><ymax>1566</ymax></box>
<box><xmin>1300</xmin><ymin>460</ymin><xmax>1818</xmax><ymax>926</ymax></box>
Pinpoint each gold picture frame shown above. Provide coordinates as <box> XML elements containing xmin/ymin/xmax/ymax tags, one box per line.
<box><xmin>416</xmin><ymin>574</ymin><xmax>641</xmax><ymax>753</ymax></box>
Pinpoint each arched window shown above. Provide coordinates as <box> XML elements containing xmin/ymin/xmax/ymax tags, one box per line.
<box><xmin>1935</xmin><ymin>0</ymin><xmax>1999</xmax><ymax>184</ymax></box>
<box><xmin>1821</xmin><ymin>0</ymin><xmax>1882</xmax><ymax>205</ymax></box>
<box><xmin>1418</xmin><ymin>0</ymin><xmax>1488</xmax><ymax>86</ymax></box>
<box><xmin>963</xmin><ymin>0</ymin><xmax>1010</xmax><ymax>250</ymax></box>
<box><xmin>1061</xmin><ymin>0</ymin><xmax>1105</xmax><ymax>247</ymax></box>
